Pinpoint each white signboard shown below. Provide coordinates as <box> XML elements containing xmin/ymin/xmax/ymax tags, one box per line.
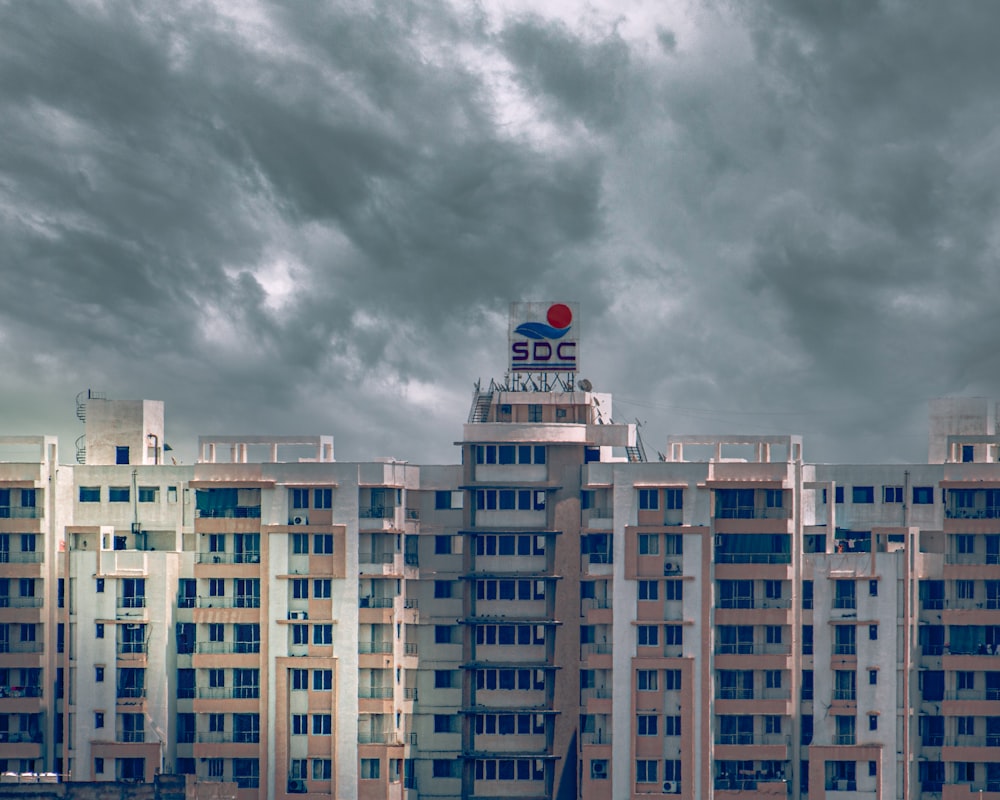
<box><xmin>508</xmin><ymin>302</ymin><xmax>579</xmax><ymax>373</ymax></box>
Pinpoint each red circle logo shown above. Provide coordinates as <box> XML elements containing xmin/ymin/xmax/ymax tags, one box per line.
<box><xmin>547</xmin><ymin>303</ymin><xmax>572</xmax><ymax>329</ymax></box>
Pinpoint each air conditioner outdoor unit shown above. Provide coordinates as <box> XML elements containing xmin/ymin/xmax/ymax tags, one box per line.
<box><xmin>663</xmin><ymin>781</ymin><xmax>680</xmax><ymax>794</ymax></box>
<box><xmin>291</xmin><ymin>515</ymin><xmax>308</xmax><ymax>526</ymax></box>
<box><xmin>288</xmin><ymin>611</ymin><xmax>308</xmax><ymax>620</ymax></box>
<box><xmin>591</xmin><ymin>761</ymin><xmax>607</xmax><ymax>777</ymax></box>
<box><xmin>664</xmin><ymin>561</ymin><xmax>680</xmax><ymax>574</ymax></box>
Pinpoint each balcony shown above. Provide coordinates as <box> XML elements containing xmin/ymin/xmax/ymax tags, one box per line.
<box><xmin>0</xmin><ymin>597</ymin><xmax>43</xmax><ymax>608</ymax></box>
<box><xmin>194</xmin><ymin>641</ymin><xmax>260</xmax><ymax>655</ymax></box>
<box><xmin>715</xmin><ymin>733</ymin><xmax>788</xmax><ymax>746</ymax></box>
<box><xmin>195</xmin><ymin>506</ymin><xmax>261</xmax><ymax>519</ymax></box>
<box><xmin>360</xmin><ymin>507</ymin><xmax>396</xmax><ymax>520</ymax></box>
<box><xmin>581</xmin><ymin>731</ymin><xmax>611</xmax><ymax>745</ymax></box>
<box><xmin>0</xmin><ymin>642</ymin><xmax>43</xmax><ymax>654</ymax></box>
<box><xmin>833</xmin><ymin>689</ymin><xmax>856</xmax><ymax>701</ymax></box>
<box><xmin>357</xmin><ymin>731</ymin><xmax>401</xmax><ymax>745</ymax></box>
<box><xmin>581</xmin><ymin>643</ymin><xmax>613</xmax><ymax>657</ymax></box>
<box><xmin>715</xmin><ymin>553</ymin><xmax>791</xmax><ymax>565</ymax></box>
<box><xmin>833</xmin><ymin>644</ymin><xmax>857</xmax><ymax>656</ymax></box>
<box><xmin>359</xmin><ymin>687</ymin><xmax>393</xmax><ymax>699</ymax></box>
<box><xmin>0</xmin><ymin>508</ymin><xmax>41</xmax><ymax>519</ymax></box>
<box><xmin>0</xmin><ymin>685</ymin><xmax>42</xmax><ymax>698</ymax></box>
<box><xmin>0</xmin><ymin>551</ymin><xmax>43</xmax><ymax>564</ymax></box>
<box><xmin>359</xmin><ymin>596</ymin><xmax>396</xmax><ymax>609</ymax></box>
<box><xmin>359</xmin><ymin>641</ymin><xmax>393</xmax><ymax>654</ymax></box>
<box><xmin>195</xmin><ymin>552</ymin><xmax>261</xmax><ymax>564</ymax></box>
<box><xmin>0</xmin><ymin>731</ymin><xmax>42</xmax><ymax>743</ymax></box>
<box><xmin>716</xmin><ymin>643</ymin><xmax>791</xmax><ymax>656</ymax></box>
<box><xmin>196</xmin><ymin>687</ymin><xmax>260</xmax><ymax>699</ymax></box>
<box><xmin>196</xmin><ymin>596</ymin><xmax>260</xmax><ymax>609</ymax></box>
<box><xmin>196</xmin><ymin>731</ymin><xmax>261</xmax><ymax>744</ymax></box>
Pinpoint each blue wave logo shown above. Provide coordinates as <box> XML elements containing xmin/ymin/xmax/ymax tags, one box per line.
<box><xmin>514</xmin><ymin>303</ymin><xmax>573</xmax><ymax>339</ymax></box>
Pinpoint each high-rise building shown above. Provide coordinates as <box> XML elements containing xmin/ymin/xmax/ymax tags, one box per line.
<box><xmin>3</xmin><ymin>304</ymin><xmax>1000</xmax><ymax>799</ymax></box>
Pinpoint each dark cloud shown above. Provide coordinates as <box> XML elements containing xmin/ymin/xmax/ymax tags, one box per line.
<box><xmin>1</xmin><ymin>0</ymin><xmax>998</xmax><ymax>467</ymax></box>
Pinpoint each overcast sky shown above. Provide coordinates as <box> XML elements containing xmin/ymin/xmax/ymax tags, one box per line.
<box><xmin>3</xmin><ymin>0</ymin><xmax>1000</xmax><ymax>466</ymax></box>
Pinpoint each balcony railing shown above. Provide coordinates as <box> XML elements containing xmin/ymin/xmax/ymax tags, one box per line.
<box><xmin>833</xmin><ymin>689</ymin><xmax>856</xmax><ymax>701</ymax></box>
<box><xmin>715</xmin><ymin>553</ymin><xmax>791</xmax><ymax>565</ymax></box>
<box><xmin>195</xmin><ymin>506</ymin><xmax>261</xmax><ymax>519</ymax></box>
<box><xmin>116</xmin><ymin>644</ymin><xmax>148</xmax><ymax>656</ymax></box>
<box><xmin>196</xmin><ymin>687</ymin><xmax>260</xmax><ymax>699</ymax></box>
<box><xmin>581</xmin><ymin>731</ymin><xmax>611</xmax><ymax>745</ymax></box>
<box><xmin>357</xmin><ymin>731</ymin><xmax>400</xmax><ymax>744</ymax></box>
<box><xmin>581</xmin><ymin>643</ymin><xmax>613</xmax><ymax>657</ymax></box>
<box><xmin>833</xmin><ymin>644</ymin><xmax>857</xmax><ymax>655</ymax></box>
<box><xmin>581</xmin><ymin>597</ymin><xmax>612</xmax><ymax>611</ymax></box>
<box><xmin>0</xmin><ymin>642</ymin><xmax>43</xmax><ymax>654</ymax></box>
<box><xmin>359</xmin><ymin>641</ymin><xmax>393</xmax><ymax>654</ymax></box>
<box><xmin>0</xmin><ymin>551</ymin><xmax>43</xmax><ymax>563</ymax></box>
<box><xmin>196</xmin><ymin>596</ymin><xmax>260</xmax><ymax>609</ymax></box>
<box><xmin>195</xmin><ymin>641</ymin><xmax>260</xmax><ymax>654</ymax></box>
<box><xmin>0</xmin><ymin>508</ymin><xmax>41</xmax><ymax>519</ymax></box>
<box><xmin>196</xmin><ymin>731</ymin><xmax>260</xmax><ymax>744</ymax></box>
<box><xmin>0</xmin><ymin>731</ymin><xmax>42</xmax><ymax>743</ymax></box>
<box><xmin>717</xmin><ymin>689</ymin><xmax>754</xmax><ymax>700</ymax></box>
<box><xmin>716</xmin><ymin>778</ymin><xmax>788</xmax><ymax>791</ymax></box>
<box><xmin>359</xmin><ymin>596</ymin><xmax>395</xmax><ymax>608</ymax></box>
<box><xmin>196</xmin><ymin>552</ymin><xmax>261</xmax><ymax>564</ymax></box>
<box><xmin>359</xmin><ymin>687</ymin><xmax>393</xmax><ymax>699</ymax></box>
<box><xmin>359</xmin><ymin>553</ymin><xmax>395</xmax><ymax>564</ymax></box>
<box><xmin>117</xmin><ymin>598</ymin><xmax>146</xmax><ymax>610</ymax></box>
<box><xmin>581</xmin><ymin>687</ymin><xmax>612</xmax><ymax>701</ymax></box>
<box><xmin>833</xmin><ymin>597</ymin><xmax>856</xmax><ymax>610</ymax></box>
<box><xmin>716</xmin><ymin>643</ymin><xmax>791</xmax><ymax>656</ymax></box>
<box><xmin>0</xmin><ymin>685</ymin><xmax>42</xmax><ymax>698</ymax></box>
<box><xmin>404</xmin><ymin>642</ymin><xmax>418</xmax><ymax>655</ymax></box>
<box><xmin>359</xmin><ymin>507</ymin><xmax>395</xmax><ymax>520</ymax></box>
<box><xmin>0</xmin><ymin>597</ymin><xmax>43</xmax><ymax>608</ymax></box>
<box><xmin>116</xmin><ymin>730</ymin><xmax>145</xmax><ymax>743</ymax></box>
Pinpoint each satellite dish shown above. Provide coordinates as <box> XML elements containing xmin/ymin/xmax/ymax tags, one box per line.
<box><xmin>578</xmin><ymin>378</ymin><xmax>593</xmax><ymax>392</ymax></box>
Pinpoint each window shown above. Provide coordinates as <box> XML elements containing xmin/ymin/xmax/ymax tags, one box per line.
<box><xmin>434</xmin><ymin>580</ymin><xmax>453</xmax><ymax>598</ymax></box>
<box><xmin>313</xmin><ymin>579</ymin><xmax>331</xmax><ymax>599</ymax></box>
<box><xmin>958</xmin><ymin>716</ymin><xmax>975</xmax><ymax>735</ymax></box>
<box><xmin>433</xmin><ymin>760</ymin><xmax>460</xmax><ymax>778</ymax></box>
<box><xmin>435</xmin><ymin>626</ymin><xmax>455</xmax><ymax>644</ymax></box>
<box><xmin>869</xmin><ymin>624</ymin><xmax>878</xmax><ymax>641</ymax></box>
<box><xmin>313</xmin><ymin>625</ymin><xmax>333</xmax><ymax>645</ymax></box>
<box><xmin>96</xmin><ymin>666</ymin><xmax>104</xmax><ymax>682</ymax></box>
<box><xmin>291</xmin><ymin>578</ymin><xmax>308</xmax><ymax>599</ymax></box>
<box><xmin>638</xmin><ymin>533</ymin><xmax>659</xmax><ymax>555</ymax></box>
<box><xmin>291</xmin><ymin>489</ymin><xmax>309</xmax><ymax>509</ymax></box>
<box><xmin>138</xmin><ymin>487</ymin><xmax>158</xmax><ymax>503</ymax></box>
<box><xmin>528</xmin><ymin>404</ymin><xmax>542</xmax><ymax>422</ymax></box>
<box><xmin>434</xmin><ymin>670</ymin><xmax>455</xmax><ymax>689</ymax></box>
<box><xmin>96</xmin><ymin>623</ymin><xmax>104</xmax><ymax>638</ymax></box>
<box><xmin>291</xmin><ymin>533</ymin><xmax>309</xmax><ymax>554</ymax></box>
<box><xmin>637</xmin><ymin>670</ymin><xmax>658</xmax><ymax>691</ymax></box>
<box><xmin>869</xmin><ymin>669</ymin><xmax>878</xmax><ymax>685</ymax></box>
<box><xmin>109</xmin><ymin>486</ymin><xmax>130</xmax><ymax>503</ymax></box>
<box><xmin>870</xmin><ymin>579</ymin><xmax>878</xmax><ymax>596</ymax></box>
<box><xmin>292</xmin><ymin>625</ymin><xmax>308</xmax><ymax>645</ymax></box>
<box><xmin>434</xmin><ymin>535</ymin><xmax>452</xmax><ymax>555</ymax></box>
<box><xmin>638</xmin><ymin>580</ymin><xmax>658</xmax><ymax>601</ymax></box>
<box><xmin>314</xmin><ymin>488</ymin><xmax>332</xmax><ymax>509</ymax></box>
<box><xmin>233</xmin><ymin>759</ymin><xmax>259</xmax><ymax>789</ymax></box>
<box><xmin>79</xmin><ymin>487</ymin><xmax>100</xmax><ymax>502</ymax></box>
<box><xmin>94</xmin><ymin>712</ymin><xmax>104</xmax><ymax>728</ymax></box>
<box><xmin>801</xmin><ymin>670</ymin><xmax>814</xmax><ymax>701</ymax></box>
<box><xmin>956</xmin><ymin>579</ymin><xmax>975</xmax><ymax>600</ymax></box>
<box><xmin>312</xmin><ymin>760</ymin><xmax>332</xmax><ymax>781</ymax></box>
<box><xmin>312</xmin><ymin>670</ymin><xmax>333</xmax><ymax>691</ymax></box>
<box><xmin>869</xmin><ymin>714</ymin><xmax>878</xmax><ymax>731</ymax></box>
<box><xmin>884</xmin><ymin>485</ymin><xmax>903</xmax><ymax>503</ymax></box>
<box><xmin>664</xmin><ymin>580</ymin><xmax>683</xmax><ymax>601</ymax></box>
<box><xmin>434</xmin><ymin>715</ymin><xmax>458</xmax><ymax>733</ymax></box>
<box><xmin>637</xmin><ymin>715</ymin><xmax>658</xmax><ymax>736</ymax></box>
<box><xmin>313</xmin><ymin>534</ymin><xmax>334</xmax><ymax>554</ymax></box>
<box><xmin>913</xmin><ymin>486</ymin><xmax>934</xmax><ymax>504</ymax></box>
<box><xmin>207</xmin><ymin>759</ymin><xmax>224</xmax><ymax>779</ymax></box>
<box><xmin>664</xmin><ymin>716</ymin><xmax>681</xmax><ymax>736</ymax></box>
<box><xmin>665</xmin><ymin>488</ymin><xmax>683</xmax><ymax>509</ymax></box>
<box><xmin>95</xmin><ymin>758</ymin><xmax>104</xmax><ymax>774</ymax></box>
<box><xmin>802</xmin><ymin>579</ymin><xmax>813</xmax><ymax>609</ymax></box>
<box><xmin>116</xmin><ymin>446</ymin><xmax>129</xmax><ymax>465</ymax></box>
<box><xmin>292</xmin><ymin>715</ymin><xmax>308</xmax><ymax>735</ymax></box>
<box><xmin>312</xmin><ymin>715</ymin><xmax>332</xmax><ymax>735</ymax></box>
<box><xmin>664</xmin><ymin>669</ymin><xmax>682</xmax><ymax>690</ymax></box>
<box><xmin>957</xmin><ymin>671</ymin><xmax>974</xmax><ymax>690</ymax></box>
<box><xmin>209</xmin><ymin>578</ymin><xmax>224</xmax><ymax>597</ymax></box>
<box><xmin>360</xmin><ymin>759</ymin><xmax>380</xmax><ymax>780</ymax></box>
<box><xmin>637</xmin><ymin>625</ymin><xmax>659</xmax><ymax>646</ymax></box>
<box><xmin>766</xmin><ymin>670</ymin><xmax>782</xmax><ymax>689</ymax></box>
<box><xmin>636</xmin><ymin>759</ymin><xmax>658</xmax><ymax>783</ymax></box>
<box><xmin>852</xmin><ymin>486</ymin><xmax>874</xmax><ymax>503</ymax></box>
<box><xmin>802</xmin><ymin>625</ymin><xmax>813</xmax><ymax>655</ymax></box>
<box><xmin>291</xmin><ymin>669</ymin><xmax>308</xmax><ymax>690</ymax></box>
<box><xmin>638</xmin><ymin>489</ymin><xmax>659</xmax><ymax>510</ymax></box>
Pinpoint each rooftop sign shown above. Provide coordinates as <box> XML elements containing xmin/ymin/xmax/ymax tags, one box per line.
<box><xmin>509</xmin><ymin>302</ymin><xmax>579</xmax><ymax>373</ymax></box>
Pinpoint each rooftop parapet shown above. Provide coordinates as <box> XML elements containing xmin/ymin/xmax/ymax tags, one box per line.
<box><xmin>197</xmin><ymin>435</ymin><xmax>334</xmax><ymax>464</ymax></box>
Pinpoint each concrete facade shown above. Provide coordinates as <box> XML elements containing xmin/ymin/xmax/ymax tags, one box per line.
<box><xmin>5</xmin><ymin>387</ymin><xmax>1000</xmax><ymax>798</ymax></box>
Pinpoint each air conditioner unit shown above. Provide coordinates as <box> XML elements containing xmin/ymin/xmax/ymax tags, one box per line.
<box><xmin>664</xmin><ymin>561</ymin><xmax>680</xmax><ymax>574</ymax></box>
<box><xmin>287</xmin><ymin>780</ymin><xmax>306</xmax><ymax>794</ymax></box>
<box><xmin>663</xmin><ymin>781</ymin><xmax>680</xmax><ymax>794</ymax></box>
<box><xmin>591</xmin><ymin>761</ymin><xmax>607</xmax><ymax>777</ymax></box>
<box><xmin>288</xmin><ymin>611</ymin><xmax>308</xmax><ymax>620</ymax></box>
<box><xmin>291</xmin><ymin>515</ymin><xmax>308</xmax><ymax>526</ymax></box>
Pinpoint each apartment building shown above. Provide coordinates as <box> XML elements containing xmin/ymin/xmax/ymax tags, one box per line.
<box><xmin>4</xmin><ymin>306</ymin><xmax>1000</xmax><ymax>798</ymax></box>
